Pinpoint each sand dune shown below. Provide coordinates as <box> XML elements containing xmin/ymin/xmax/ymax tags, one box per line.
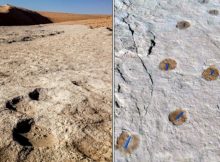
<box><xmin>59</xmin><ymin>16</ymin><xmax>112</xmax><ymax>29</ymax></box>
<box><xmin>0</xmin><ymin>4</ymin><xmax>52</xmax><ymax>25</ymax></box>
<box><xmin>41</xmin><ymin>11</ymin><xmax>112</xmax><ymax>28</ymax></box>
<box><xmin>39</xmin><ymin>11</ymin><xmax>109</xmax><ymax>23</ymax></box>
<box><xmin>0</xmin><ymin>4</ymin><xmax>112</xmax><ymax>28</ymax></box>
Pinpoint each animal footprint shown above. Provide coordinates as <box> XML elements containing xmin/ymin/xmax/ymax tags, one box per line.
<box><xmin>176</xmin><ymin>21</ymin><xmax>191</xmax><ymax>29</ymax></box>
<box><xmin>12</xmin><ymin>118</ymin><xmax>34</xmax><ymax>147</ymax></box>
<box><xmin>6</xmin><ymin>96</ymin><xmax>23</xmax><ymax>111</ymax></box>
<box><xmin>12</xmin><ymin>118</ymin><xmax>56</xmax><ymax>148</ymax></box>
<box><xmin>116</xmin><ymin>131</ymin><xmax>140</xmax><ymax>154</ymax></box>
<box><xmin>169</xmin><ymin>108</ymin><xmax>189</xmax><ymax>125</ymax></box>
<box><xmin>25</xmin><ymin>125</ymin><xmax>57</xmax><ymax>148</ymax></box>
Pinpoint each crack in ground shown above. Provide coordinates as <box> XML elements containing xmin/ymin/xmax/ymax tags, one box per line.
<box><xmin>137</xmin><ymin>56</ymin><xmax>155</xmax><ymax>116</ymax></box>
<box><xmin>122</xmin><ymin>0</ymin><xmax>131</xmax><ymax>7</ymax></box>
<box><xmin>135</xmin><ymin>102</ymin><xmax>141</xmax><ymax>116</ymax></box>
<box><xmin>122</xmin><ymin>15</ymin><xmax>155</xmax><ymax>116</ymax></box>
<box><xmin>122</xmin><ymin>14</ymin><xmax>138</xmax><ymax>53</ymax></box>
<box><xmin>122</xmin><ymin>15</ymin><xmax>154</xmax><ymax>90</ymax></box>
<box><xmin>122</xmin><ymin>15</ymin><xmax>155</xmax><ymax>92</ymax></box>
<box><xmin>120</xmin><ymin>12</ymin><xmax>156</xmax><ymax>141</ymax></box>
<box><xmin>138</xmin><ymin>57</ymin><xmax>154</xmax><ymax>95</ymax></box>
<box><xmin>127</xmin><ymin>23</ymin><xmax>138</xmax><ymax>54</ymax></box>
<box><xmin>143</xmin><ymin>105</ymin><xmax>148</xmax><ymax>115</ymax></box>
<box><xmin>116</xmin><ymin>65</ymin><xmax>127</xmax><ymax>82</ymax></box>
<box><xmin>122</xmin><ymin>14</ymin><xmax>156</xmax><ymax>56</ymax></box>
<box><xmin>148</xmin><ymin>34</ymin><xmax>156</xmax><ymax>56</ymax></box>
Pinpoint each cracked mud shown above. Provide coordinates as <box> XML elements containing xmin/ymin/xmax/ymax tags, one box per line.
<box><xmin>115</xmin><ymin>0</ymin><xmax>220</xmax><ymax>161</ymax></box>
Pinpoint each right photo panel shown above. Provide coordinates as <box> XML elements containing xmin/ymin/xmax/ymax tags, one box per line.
<box><xmin>114</xmin><ymin>0</ymin><xmax>220</xmax><ymax>162</ymax></box>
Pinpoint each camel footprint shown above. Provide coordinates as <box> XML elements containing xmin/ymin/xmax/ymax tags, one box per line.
<box><xmin>13</xmin><ymin>118</ymin><xmax>57</xmax><ymax>148</ymax></box>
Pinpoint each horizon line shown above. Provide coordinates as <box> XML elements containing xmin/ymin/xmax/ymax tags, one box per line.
<box><xmin>0</xmin><ymin>3</ymin><xmax>112</xmax><ymax>15</ymax></box>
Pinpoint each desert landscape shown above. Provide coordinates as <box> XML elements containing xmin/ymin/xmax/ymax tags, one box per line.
<box><xmin>0</xmin><ymin>4</ymin><xmax>112</xmax><ymax>162</ymax></box>
<box><xmin>115</xmin><ymin>0</ymin><xmax>220</xmax><ymax>161</ymax></box>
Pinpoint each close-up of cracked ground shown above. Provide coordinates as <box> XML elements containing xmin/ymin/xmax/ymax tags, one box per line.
<box><xmin>0</xmin><ymin>24</ymin><xmax>112</xmax><ymax>162</ymax></box>
<box><xmin>115</xmin><ymin>0</ymin><xmax>220</xmax><ymax>161</ymax></box>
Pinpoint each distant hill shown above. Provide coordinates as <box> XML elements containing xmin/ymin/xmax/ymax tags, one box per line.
<box><xmin>0</xmin><ymin>4</ymin><xmax>111</xmax><ymax>26</ymax></box>
<box><xmin>39</xmin><ymin>11</ymin><xmax>109</xmax><ymax>23</ymax></box>
<box><xmin>0</xmin><ymin>4</ymin><xmax>52</xmax><ymax>25</ymax></box>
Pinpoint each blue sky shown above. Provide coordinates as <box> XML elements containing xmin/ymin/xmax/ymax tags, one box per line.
<box><xmin>0</xmin><ymin>0</ymin><xmax>112</xmax><ymax>14</ymax></box>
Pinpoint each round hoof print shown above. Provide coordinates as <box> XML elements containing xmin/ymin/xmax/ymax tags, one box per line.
<box><xmin>202</xmin><ymin>66</ymin><xmax>219</xmax><ymax>81</ymax></box>
<box><xmin>169</xmin><ymin>109</ymin><xmax>189</xmax><ymax>126</ymax></box>
<box><xmin>12</xmin><ymin>118</ymin><xmax>35</xmax><ymax>146</ymax></box>
<box><xmin>29</xmin><ymin>88</ymin><xmax>41</xmax><ymax>100</ymax></box>
<box><xmin>176</xmin><ymin>21</ymin><xmax>191</xmax><ymax>29</ymax></box>
<box><xmin>208</xmin><ymin>10</ymin><xmax>219</xmax><ymax>16</ymax></box>
<box><xmin>159</xmin><ymin>58</ymin><xmax>177</xmax><ymax>71</ymax></box>
<box><xmin>116</xmin><ymin>131</ymin><xmax>140</xmax><ymax>154</ymax></box>
<box><xmin>5</xmin><ymin>96</ymin><xmax>23</xmax><ymax>111</ymax></box>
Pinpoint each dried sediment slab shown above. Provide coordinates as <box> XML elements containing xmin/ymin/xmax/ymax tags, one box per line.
<box><xmin>202</xmin><ymin>66</ymin><xmax>219</xmax><ymax>81</ymax></box>
<box><xmin>169</xmin><ymin>109</ymin><xmax>189</xmax><ymax>126</ymax></box>
<box><xmin>115</xmin><ymin>0</ymin><xmax>220</xmax><ymax>161</ymax></box>
<box><xmin>159</xmin><ymin>58</ymin><xmax>177</xmax><ymax>71</ymax></box>
<box><xmin>116</xmin><ymin>131</ymin><xmax>140</xmax><ymax>154</ymax></box>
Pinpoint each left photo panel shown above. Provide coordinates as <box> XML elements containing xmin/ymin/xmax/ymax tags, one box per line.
<box><xmin>0</xmin><ymin>0</ymin><xmax>112</xmax><ymax>162</ymax></box>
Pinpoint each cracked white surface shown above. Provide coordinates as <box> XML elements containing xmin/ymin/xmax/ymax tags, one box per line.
<box><xmin>115</xmin><ymin>0</ymin><xmax>220</xmax><ymax>161</ymax></box>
